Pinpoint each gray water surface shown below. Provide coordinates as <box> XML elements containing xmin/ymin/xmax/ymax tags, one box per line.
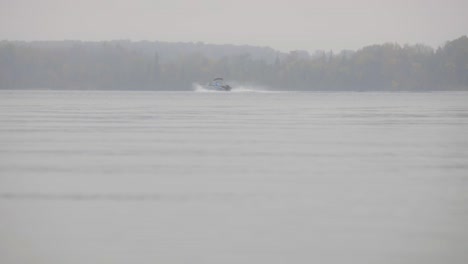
<box><xmin>1</xmin><ymin>90</ymin><xmax>468</xmax><ymax>264</ymax></box>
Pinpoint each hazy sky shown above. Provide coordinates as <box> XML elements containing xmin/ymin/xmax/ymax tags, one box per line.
<box><xmin>1</xmin><ymin>0</ymin><xmax>467</xmax><ymax>52</ymax></box>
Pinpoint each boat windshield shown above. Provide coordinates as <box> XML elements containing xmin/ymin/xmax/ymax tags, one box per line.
<box><xmin>210</xmin><ymin>78</ymin><xmax>224</xmax><ymax>86</ymax></box>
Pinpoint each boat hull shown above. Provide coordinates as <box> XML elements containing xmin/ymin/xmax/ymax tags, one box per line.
<box><xmin>203</xmin><ymin>85</ymin><xmax>231</xmax><ymax>91</ymax></box>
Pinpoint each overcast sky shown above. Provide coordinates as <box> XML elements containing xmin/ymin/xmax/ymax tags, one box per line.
<box><xmin>1</xmin><ymin>0</ymin><xmax>467</xmax><ymax>52</ymax></box>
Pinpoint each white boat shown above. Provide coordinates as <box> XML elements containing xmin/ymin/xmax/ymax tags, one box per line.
<box><xmin>203</xmin><ymin>78</ymin><xmax>232</xmax><ymax>91</ymax></box>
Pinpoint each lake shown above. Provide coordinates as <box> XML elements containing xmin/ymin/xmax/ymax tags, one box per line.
<box><xmin>1</xmin><ymin>90</ymin><xmax>467</xmax><ymax>264</ymax></box>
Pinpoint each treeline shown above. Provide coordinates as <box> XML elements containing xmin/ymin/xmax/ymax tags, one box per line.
<box><xmin>0</xmin><ymin>36</ymin><xmax>467</xmax><ymax>91</ymax></box>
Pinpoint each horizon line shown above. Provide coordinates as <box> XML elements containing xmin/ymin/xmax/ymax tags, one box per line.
<box><xmin>1</xmin><ymin>35</ymin><xmax>466</xmax><ymax>54</ymax></box>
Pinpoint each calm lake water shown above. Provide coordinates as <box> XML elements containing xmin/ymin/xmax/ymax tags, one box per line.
<box><xmin>1</xmin><ymin>90</ymin><xmax>468</xmax><ymax>264</ymax></box>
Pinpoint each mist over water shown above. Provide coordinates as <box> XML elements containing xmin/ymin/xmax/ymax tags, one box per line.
<box><xmin>1</xmin><ymin>90</ymin><xmax>468</xmax><ymax>264</ymax></box>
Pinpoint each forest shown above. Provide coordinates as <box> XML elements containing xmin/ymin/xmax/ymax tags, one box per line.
<box><xmin>0</xmin><ymin>36</ymin><xmax>467</xmax><ymax>91</ymax></box>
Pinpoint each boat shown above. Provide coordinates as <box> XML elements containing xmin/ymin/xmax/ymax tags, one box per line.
<box><xmin>204</xmin><ymin>78</ymin><xmax>232</xmax><ymax>91</ymax></box>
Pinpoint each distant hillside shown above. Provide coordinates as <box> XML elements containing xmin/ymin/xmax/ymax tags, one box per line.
<box><xmin>4</xmin><ymin>40</ymin><xmax>280</xmax><ymax>63</ymax></box>
<box><xmin>0</xmin><ymin>37</ymin><xmax>467</xmax><ymax>91</ymax></box>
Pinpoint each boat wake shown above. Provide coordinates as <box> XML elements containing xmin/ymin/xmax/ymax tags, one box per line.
<box><xmin>192</xmin><ymin>83</ymin><xmax>274</xmax><ymax>93</ymax></box>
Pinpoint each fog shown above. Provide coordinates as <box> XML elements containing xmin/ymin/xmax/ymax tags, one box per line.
<box><xmin>1</xmin><ymin>0</ymin><xmax>467</xmax><ymax>52</ymax></box>
<box><xmin>1</xmin><ymin>37</ymin><xmax>467</xmax><ymax>91</ymax></box>
<box><xmin>1</xmin><ymin>1</ymin><xmax>468</xmax><ymax>263</ymax></box>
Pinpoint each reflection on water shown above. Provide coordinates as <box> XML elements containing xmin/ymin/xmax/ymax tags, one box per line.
<box><xmin>1</xmin><ymin>91</ymin><xmax>468</xmax><ymax>264</ymax></box>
